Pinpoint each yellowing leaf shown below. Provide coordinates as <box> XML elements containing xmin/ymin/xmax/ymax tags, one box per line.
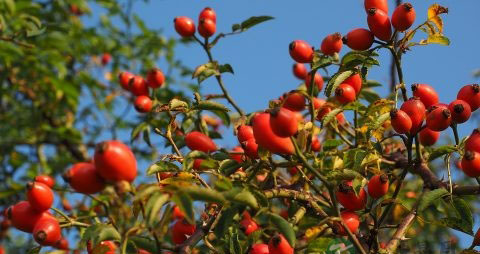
<box><xmin>305</xmin><ymin>226</ymin><xmax>323</xmax><ymax>240</ymax></box>
<box><xmin>427</xmin><ymin>34</ymin><xmax>450</xmax><ymax>45</ymax></box>
<box><xmin>427</xmin><ymin>4</ymin><xmax>448</xmax><ymax>33</ymax></box>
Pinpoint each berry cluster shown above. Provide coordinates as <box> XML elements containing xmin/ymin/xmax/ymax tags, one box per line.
<box><xmin>118</xmin><ymin>68</ymin><xmax>165</xmax><ymax>113</ymax></box>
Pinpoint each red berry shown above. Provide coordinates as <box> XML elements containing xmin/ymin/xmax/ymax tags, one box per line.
<box><xmin>282</xmin><ymin>92</ymin><xmax>306</xmax><ymax>112</ymax></box>
<box><xmin>335</xmin><ymin>83</ymin><xmax>356</xmax><ymax>104</ymax></box>
<box><xmin>269</xmin><ymin>107</ymin><xmax>298</xmax><ymax>137</ymax></box>
<box><xmin>337</xmin><ymin>211</ymin><xmax>360</xmax><ymax>235</ymax></box>
<box><xmin>343</xmin><ymin>28</ymin><xmax>374</xmax><ymax>51</ymax></box>
<box><xmin>336</xmin><ymin>181</ymin><xmax>367</xmax><ymax>211</ymax></box>
<box><xmin>230</xmin><ymin>146</ymin><xmax>244</xmax><ymax>163</ymax></box>
<box><xmin>94</xmin><ymin>140</ymin><xmax>138</xmax><ymax>182</ymax></box>
<box><xmin>426</xmin><ymin>107</ymin><xmax>452</xmax><ymax>131</ymax></box>
<box><xmin>198</xmin><ymin>18</ymin><xmax>216</xmax><ymax>38</ymax></box>
<box><xmin>474</xmin><ymin>227</ymin><xmax>480</xmax><ymax>246</ymax></box>
<box><xmin>64</xmin><ymin>162</ymin><xmax>105</xmax><ymax>194</ymax></box>
<box><xmin>400</xmin><ymin>97</ymin><xmax>426</xmax><ymax>134</ymax></box>
<box><xmin>419</xmin><ymin>128</ymin><xmax>440</xmax><ymax>146</ymax></box>
<box><xmin>134</xmin><ymin>95</ymin><xmax>153</xmax><ymax>113</ymax></box>
<box><xmin>185</xmin><ymin>131</ymin><xmax>217</xmax><ymax>153</ymax></box>
<box><xmin>411</xmin><ymin>84</ymin><xmax>439</xmax><ymax>109</ymax></box>
<box><xmin>252</xmin><ymin>113</ymin><xmax>294</xmax><ymax>155</ymax></box>
<box><xmin>118</xmin><ymin>71</ymin><xmax>134</xmax><ymax>91</ymax></box>
<box><xmin>390</xmin><ymin>109</ymin><xmax>412</xmax><ymax>134</ymax></box>
<box><xmin>146</xmin><ymin>68</ymin><xmax>165</xmax><ymax>88</ymax></box>
<box><xmin>172</xmin><ymin>220</ymin><xmax>196</xmax><ymax>244</ymax></box>
<box><xmin>26</xmin><ymin>182</ymin><xmax>54</xmax><ymax>213</ymax></box>
<box><xmin>367</xmin><ymin>8</ymin><xmax>392</xmax><ymax>41</ymax></box>
<box><xmin>193</xmin><ymin>159</ymin><xmax>205</xmax><ymax>170</ymax></box>
<box><xmin>237</xmin><ymin>125</ymin><xmax>255</xmax><ymax>143</ymax></box>
<box><xmin>129</xmin><ymin>76</ymin><xmax>149</xmax><ymax>96</ymax></box>
<box><xmin>34</xmin><ymin>175</ymin><xmax>55</xmax><ymax>188</ymax></box>
<box><xmin>321</xmin><ymin>33</ymin><xmax>343</xmax><ymax>56</ymax></box>
<box><xmin>174</xmin><ymin>16</ymin><xmax>195</xmax><ymax>37</ymax></box>
<box><xmin>305</xmin><ymin>73</ymin><xmax>324</xmax><ymax>91</ymax></box>
<box><xmin>268</xmin><ymin>234</ymin><xmax>293</xmax><ymax>254</ymax></box>
<box><xmin>33</xmin><ymin>217</ymin><xmax>61</xmax><ymax>246</ymax></box>
<box><xmin>392</xmin><ymin>3</ymin><xmax>416</xmax><ymax>32</ymax></box>
<box><xmin>449</xmin><ymin>100</ymin><xmax>471</xmax><ymax>124</ymax></box>
<box><xmin>344</xmin><ymin>73</ymin><xmax>362</xmax><ymax>95</ymax></box>
<box><xmin>172</xmin><ymin>206</ymin><xmax>185</xmax><ymax>220</ymax></box>
<box><xmin>137</xmin><ymin>249</ymin><xmax>152</xmax><ymax>254</ymax></box>
<box><xmin>7</xmin><ymin>201</ymin><xmax>52</xmax><ymax>233</ymax></box>
<box><xmin>292</xmin><ymin>63</ymin><xmax>308</xmax><ymax>80</ymax></box>
<box><xmin>242</xmin><ymin>138</ymin><xmax>259</xmax><ymax>159</ymax></box>
<box><xmin>289</xmin><ymin>40</ymin><xmax>313</xmax><ymax>63</ymax></box>
<box><xmin>313</xmin><ymin>97</ymin><xmax>326</xmax><ymax>110</ymax></box>
<box><xmin>457</xmin><ymin>84</ymin><xmax>480</xmax><ymax>111</ymax></box>
<box><xmin>93</xmin><ymin>241</ymin><xmax>117</xmax><ymax>254</ymax></box>
<box><xmin>461</xmin><ymin>151</ymin><xmax>480</xmax><ymax>177</ymax></box>
<box><xmin>55</xmin><ymin>238</ymin><xmax>69</xmax><ymax>250</ymax></box>
<box><xmin>465</xmin><ymin>129</ymin><xmax>480</xmax><ymax>153</ymax></box>
<box><xmin>240</xmin><ymin>213</ymin><xmax>259</xmax><ymax>235</ymax></box>
<box><xmin>101</xmin><ymin>53</ymin><xmax>111</xmax><ymax>66</ymax></box>
<box><xmin>364</xmin><ymin>0</ymin><xmax>388</xmax><ymax>14</ymax></box>
<box><xmin>199</xmin><ymin>7</ymin><xmax>216</xmax><ymax>23</ymax></box>
<box><xmin>250</xmin><ymin>243</ymin><xmax>269</xmax><ymax>254</ymax></box>
<box><xmin>367</xmin><ymin>174</ymin><xmax>389</xmax><ymax>199</ymax></box>
<box><xmin>311</xmin><ymin>135</ymin><xmax>322</xmax><ymax>152</ymax></box>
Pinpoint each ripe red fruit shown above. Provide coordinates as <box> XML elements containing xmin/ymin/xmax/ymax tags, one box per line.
<box><xmin>198</xmin><ymin>18</ymin><xmax>216</xmax><ymax>38</ymax></box>
<box><xmin>269</xmin><ymin>107</ymin><xmax>298</xmax><ymax>137</ymax></box>
<box><xmin>129</xmin><ymin>76</ymin><xmax>149</xmax><ymax>96</ymax></box>
<box><xmin>282</xmin><ymin>92</ymin><xmax>306</xmax><ymax>112</ymax></box>
<box><xmin>343</xmin><ymin>28</ymin><xmax>374</xmax><ymax>51</ymax></box>
<box><xmin>392</xmin><ymin>3</ymin><xmax>416</xmax><ymax>32</ymax></box>
<box><xmin>336</xmin><ymin>181</ymin><xmax>367</xmax><ymax>211</ymax></box>
<box><xmin>411</xmin><ymin>84</ymin><xmax>439</xmax><ymax>108</ymax></box>
<box><xmin>101</xmin><ymin>53</ymin><xmax>111</xmax><ymax>66</ymax></box>
<box><xmin>321</xmin><ymin>33</ymin><xmax>343</xmax><ymax>56</ymax></box>
<box><xmin>7</xmin><ymin>201</ymin><xmax>52</xmax><ymax>233</ymax></box>
<box><xmin>174</xmin><ymin>16</ymin><xmax>195</xmax><ymax>37</ymax></box>
<box><xmin>461</xmin><ymin>151</ymin><xmax>480</xmax><ymax>177</ymax></box>
<box><xmin>364</xmin><ymin>0</ymin><xmax>388</xmax><ymax>14</ymax></box>
<box><xmin>311</xmin><ymin>136</ymin><xmax>321</xmax><ymax>152</ymax></box>
<box><xmin>426</xmin><ymin>107</ymin><xmax>452</xmax><ymax>131</ymax></box>
<box><xmin>93</xmin><ymin>241</ymin><xmax>117</xmax><ymax>254</ymax></box>
<box><xmin>172</xmin><ymin>206</ymin><xmax>185</xmax><ymax>220</ymax></box>
<box><xmin>185</xmin><ymin>131</ymin><xmax>217</xmax><ymax>153</ymax></box>
<box><xmin>457</xmin><ymin>84</ymin><xmax>480</xmax><ymax>111</ymax></box>
<box><xmin>26</xmin><ymin>182</ymin><xmax>54</xmax><ymax>212</ymax></box>
<box><xmin>344</xmin><ymin>73</ymin><xmax>362</xmax><ymax>95</ymax></box>
<box><xmin>252</xmin><ymin>113</ymin><xmax>294</xmax><ymax>155</ymax></box>
<box><xmin>400</xmin><ymin>97</ymin><xmax>426</xmax><ymax>134</ymax></box>
<box><xmin>146</xmin><ymin>68</ymin><xmax>165</xmax><ymax>88</ymax></box>
<box><xmin>465</xmin><ymin>129</ymin><xmax>480</xmax><ymax>153</ymax></box>
<box><xmin>64</xmin><ymin>162</ymin><xmax>105</xmax><ymax>194</ymax></box>
<box><xmin>305</xmin><ymin>73</ymin><xmax>324</xmax><ymax>91</ymax></box>
<box><xmin>118</xmin><ymin>72</ymin><xmax>134</xmax><ymax>91</ymax></box>
<box><xmin>337</xmin><ymin>211</ymin><xmax>360</xmax><ymax>235</ymax></box>
<box><xmin>137</xmin><ymin>249</ymin><xmax>151</xmax><ymax>254</ymax></box>
<box><xmin>368</xmin><ymin>174</ymin><xmax>389</xmax><ymax>199</ymax></box>
<box><xmin>94</xmin><ymin>140</ymin><xmax>138</xmax><ymax>182</ymax></box>
<box><xmin>292</xmin><ymin>63</ymin><xmax>308</xmax><ymax>80</ymax></box>
<box><xmin>313</xmin><ymin>97</ymin><xmax>326</xmax><ymax>110</ymax></box>
<box><xmin>237</xmin><ymin>125</ymin><xmax>255</xmax><ymax>143</ymax></box>
<box><xmin>33</xmin><ymin>217</ymin><xmax>61</xmax><ymax>246</ymax></box>
<box><xmin>250</xmin><ymin>243</ymin><xmax>269</xmax><ymax>254</ymax></box>
<box><xmin>240</xmin><ymin>213</ymin><xmax>259</xmax><ymax>235</ymax></box>
<box><xmin>172</xmin><ymin>220</ymin><xmax>196</xmax><ymax>244</ymax></box>
<box><xmin>390</xmin><ymin>109</ymin><xmax>412</xmax><ymax>134</ymax></box>
<box><xmin>474</xmin><ymin>227</ymin><xmax>480</xmax><ymax>246</ymax></box>
<box><xmin>242</xmin><ymin>138</ymin><xmax>259</xmax><ymax>159</ymax></box>
<box><xmin>289</xmin><ymin>40</ymin><xmax>314</xmax><ymax>63</ymax></box>
<box><xmin>419</xmin><ymin>128</ymin><xmax>440</xmax><ymax>146</ymax></box>
<box><xmin>199</xmin><ymin>7</ymin><xmax>216</xmax><ymax>23</ymax></box>
<box><xmin>55</xmin><ymin>238</ymin><xmax>69</xmax><ymax>250</ymax></box>
<box><xmin>268</xmin><ymin>234</ymin><xmax>293</xmax><ymax>254</ymax></box>
<box><xmin>449</xmin><ymin>100</ymin><xmax>471</xmax><ymax>124</ymax></box>
<box><xmin>134</xmin><ymin>95</ymin><xmax>153</xmax><ymax>113</ymax></box>
<box><xmin>230</xmin><ymin>146</ymin><xmax>245</xmax><ymax>163</ymax></box>
<box><xmin>34</xmin><ymin>175</ymin><xmax>55</xmax><ymax>188</ymax></box>
<box><xmin>335</xmin><ymin>83</ymin><xmax>356</xmax><ymax>104</ymax></box>
<box><xmin>367</xmin><ymin>8</ymin><xmax>392</xmax><ymax>41</ymax></box>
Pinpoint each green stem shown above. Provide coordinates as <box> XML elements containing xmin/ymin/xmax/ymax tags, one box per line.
<box><xmin>451</xmin><ymin>123</ymin><xmax>460</xmax><ymax>146</ymax></box>
<box><xmin>354</xmin><ymin>109</ymin><xmax>358</xmax><ymax>147</ymax></box>
<box><xmin>290</xmin><ymin>137</ymin><xmax>331</xmax><ymax>188</ymax></box>
<box><xmin>388</xmin><ymin>47</ymin><xmax>408</xmax><ymax>102</ymax></box>
<box><xmin>415</xmin><ymin>134</ymin><xmax>423</xmax><ymax>162</ymax></box>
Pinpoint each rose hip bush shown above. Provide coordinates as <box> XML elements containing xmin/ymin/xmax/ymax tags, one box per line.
<box><xmin>1</xmin><ymin>1</ymin><xmax>480</xmax><ymax>254</ymax></box>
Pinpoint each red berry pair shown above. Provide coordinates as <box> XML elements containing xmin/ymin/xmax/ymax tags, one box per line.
<box><xmin>366</xmin><ymin>2</ymin><xmax>415</xmax><ymax>42</ymax></box>
<box><xmin>174</xmin><ymin>7</ymin><xmax>216</xmax><ymax>38</ymax></box>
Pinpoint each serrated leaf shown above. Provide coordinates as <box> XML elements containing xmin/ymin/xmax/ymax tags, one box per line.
<box><xmin>131</xmin><ymin>122</ymin><xmax>148</xmax><ymax>141</ymax></box>
<box><xmin>325</xmin><ymin>70</ymin><xmax>354</xmax><ymax>97</ymax></box>
<box><xmin>312</xmin><ymin>53</ymin><xmax>333</xmax><ymax>70</ymax></box>
<box><xmin>428</xmin><ymin>145</ymin><xmax>457</xmax><ymax>161</ymax></box>
<box><xmin>439</xmin><ymin>217</ymin><xmax>473</xmax><ymax>235</ymax></box>
<box><xmin>370</xmin><ymin>112</ymin><xmax>390</xmax><ymax>130</ymax></box>
<box><xmin>169</xmin><ymin>98</ymin><xmax>189</xmax><ymax>110</ymax></box>
<box><xmin>218</xmin><ymin>159</ymin><xmax>242</xmax><ymax>176</ymax></box>
<box><xmin>322</xmin><ymin>108</ymin><xmax>343</xmax><ymax>126</ymax></box>
<box><xmin>428</xmin><ymin>4</ymin><xmax>448</xmax><ymax>33</ymax></box>
<box><xmin>194</xmin><ymin>100</ymin><xmax>229</xmax><ymax>112</ymax></box>
<box><xmin>172</xmin><ymin>193</ymin><xmax>195</xmax><ymax>224</ymax></box>
<box><xmin>214</xmin><ymin>176</ymin><xmax>233</xmax><ymax>191</ymax></box>
<box><xmin>146</xmin><ymin>161</ymin><xmax>180</xmax><ymax>175</ymax></box>
<box><xmin>426</xmin><ymin>34</ymin><xmax>450</xmax><ymax>45</ymax></box>
<box><xmin>193</xmin><ymin>62</ymin><xmax>219</xmax><ymax>83</ymax></box>
<box><xmin>268</xmin><ymin>213</ymin><xmax>296</xmax><ymax>247</ymax></box>
<box><xmin>343</xmin><ymin>148</ymin><xmax>367</xmax><ymax>171</ymax></box>
<box><xmin>232</xmin><ymin>16</ymin><xmax>274</xmax><ymax>32</ymax></box>
<box><xmin>183</xmin><ymin>186</ymin><xmax>226</xmax><ymax>204</ymax></box>
<box><xmin>451</xmin><ymin>197</ymin><xmax>473</xmax><ymax>234</ymax></box>
<box><xmin>224</xmin><ymin>188</ymin><xmax>258</xmax><ymax>209</ymax></box>
<box><xmin>323</xmin><ymin>139</ymin><xmax>344</xmax><ymax>150</ymax></box>
<box><xmin>418</xmin><ymin>188</ymin><xmax>449</xmax><ymax>212</ymax></box>
<box><xmin>219</xmin><ymin>64</ymin><xmax>234</xmax><ymax>74</ymax></box>
<box><xmin>214</xmin><ymin>206</ymin><xmax>238</xmax><ymax>237</ymax></box>
<box><xmin>84</xmin><ymin>224</ymin><xmax>121</xmax><ymax>246</ymax></box>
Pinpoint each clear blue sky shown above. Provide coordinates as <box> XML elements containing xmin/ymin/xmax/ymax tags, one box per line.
<box><xmin>86</xmin><ymin>0</ymin><xmax>480</xmax><ymax>251</ymax></box>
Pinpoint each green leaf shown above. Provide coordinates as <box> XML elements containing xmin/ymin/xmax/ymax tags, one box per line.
<box><xmin>322</xmin><ymin>108</ymin><xmax>343</xmax><ymax>126</ymax></box>
<box><xmin>183</xmin><ymin>186</ymin><xmax>226</xmax><ymax>204</ymax></box>
<box><xmin>27</xmin><ymin>246</ymin><xmax>41</xmax><ymax>254</ymax></box>
<box><xmin>129</xmin><ymin>236</ymin><xmax>158</xmax><ymax>254</ymax></box>
<box><xmin>428</xmin><ymin>145</ymin><xmax>457</xmax><ymax>161</ymax></box>
<box><xmin>325</xmin><ymin>70</ymin><xmax>354</xmax><ymax>97</ymax></box>
<box><xmin>451</xmin><ymin>197</ymin><xmax>473</xmax><ymax>234</ymax></box>
<box><xmin>418</xmin><ymin>188</ymin><xmax>449</xmax><ymax>212</ymax></box>
<box><xmin>83</xmin><ymin>224</ymin><xmax>121</xmax><ymax>246</ymax></box>
<box><xmin>4</xmin><ymin>0</ymin><xmax>15</xmax><ymax>14</ymax></box>
<box><xmin>169</xmin><ymin>98</ymin><xmax>189</xmax><ymax>110</ymax></box>
<box><xmin>143</xmin><ymin>127</ymin><xmax>152</xmax><ymax>147</ymax></box>
<box><xmin>218</xmin><ymin>159</ymin><xmax>242</xmax><ymax>176</ymax></box>
<box><xmin>312</xmin><ymin>53</ymin><xmax>333</xmax><ymax>70</ymax></box>
<box><xmin>360</xmin><ymin>89</ymin><xmax>381</xmax><ymax>103</ymax></box>
<box><xmin>306</xmin><ymin>237</ymin><xmax>333</xmax><ymax>253</ymax></box>
<box><xmin>269</xmin><ymin>213</ymin><xmax>296</xmax><ymax>247</ymax></box>
<box><xmin>343</xmin><ymin>148</ymin><xmax>367</xmax><ymax>171</ymax></box>
<box><xmin>172</xmin><ymin>193</ymin><xmax>195</xmax><ymax>224</ymax></box>
<box><xmin>131</xmin><ymin>122</ymin><xmax>148</xmax><ymax>142</ymax></box>
<box><xmin>219</xmin><ymin>64</ymin><xmax>234</xmax><ymax>74</ymax></box>
<box><xmin>192</xmin><ymin>62</ymin><xmax>219</xmax><ymax>83</ymax></box>
<box><xmin>224</xmin><ymin>188</ymin><xmax>258</xmax><ymax>209</ymax></box>
<box><xmin>364</xmin><ymin>80</ymin><xmax>382</xmax><ymax>88</ymax></box>
<box><xmin>232</xmin><ymin>16</ymin><xmax>274</xmax><ymax>32</ymax></box>
<box><xmin>323</xmin><ymin>139</ymin><xmax>344</xmax><ymax>150</ymax></box>
<box><xmin>369</xmin><ymin>112</ymin><xmax>390</xmax><ymax>130</ymax></box>
<box><xmin>439</xmin><ymin>217</ymin><xmax>473</xmax><ymax>235</ymax></box>
<box><xmin>214</xmin><ymin>206</ymin><xmax>238</xmax><ymax>238</ymax></box>
<box><xmin>194</xmin><ymin>100</ymin><xmax>230</xmax><ymax>112</ymax></box>
<box><xmin>146</xmin><ymin>161</ymin><xmax>180</xmax><ymax>175</ymax></box>
<box><xmin>214</xmin><ymin>176</ymin><xmax>233</xmax><ymax>191</ymax></box>
<box><xmin>229</xmin><ymin>232</ymin><xmax>243</xmax><ymax>254</ymax></box>
<box><xmin>145</xmin><ymin>193</ymin><xmax>169</xmax><ymax>225</ymax></box>
<box><xmin>341</xmin><ymin>51</ymin><xmax>379</xmax><ymax>69</ymax></box>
